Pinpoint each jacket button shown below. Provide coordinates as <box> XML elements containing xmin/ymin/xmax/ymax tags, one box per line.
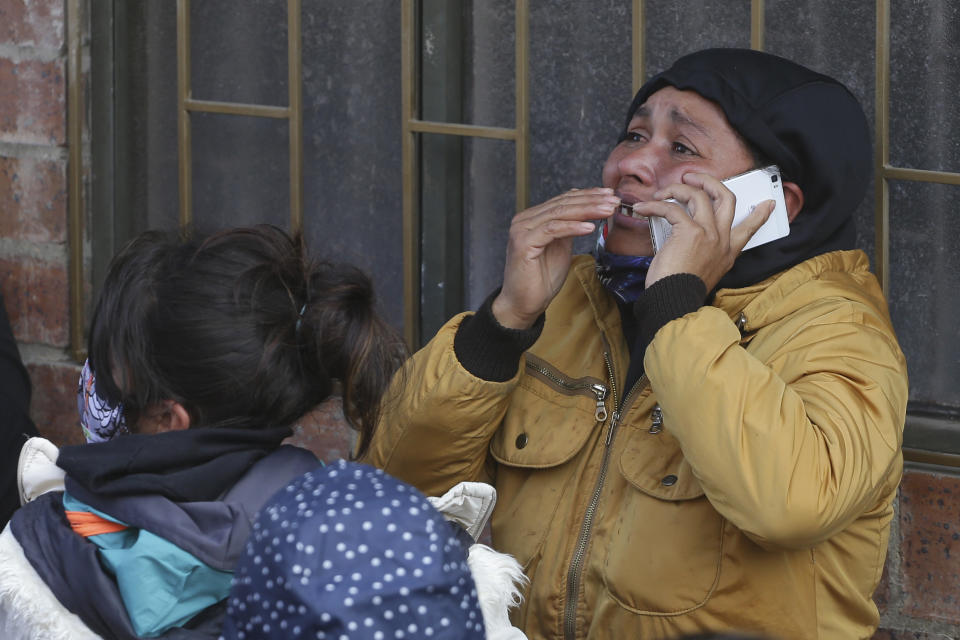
<box><xmin>516</xmin><ymin>433</ymin><xmax>528</xmax><ymax>449</ymax></box>
<box><xmin>661</xmin><ymin>474</ymin><xmax>677</xmax><ymax>486</ymax></box>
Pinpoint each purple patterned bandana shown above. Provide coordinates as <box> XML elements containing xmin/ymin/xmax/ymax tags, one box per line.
<box><xmin>78</xmin><ymin>359</ymin><xmax>128</xmax><ymax>443</ymax></box>
<box><xmin>594</xmin><ymin>249</ymin><xmax>654</xmax><ymax>304</ymax></box>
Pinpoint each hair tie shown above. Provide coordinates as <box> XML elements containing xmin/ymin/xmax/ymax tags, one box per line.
<box><xmin>295</xmin><ymin>303</ymin><xmax>307</xmax><ymax>334</ymax></box>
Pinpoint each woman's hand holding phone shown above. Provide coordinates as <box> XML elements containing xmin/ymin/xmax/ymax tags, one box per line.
<box><xmin>633</xmin><ymin>173</ymin><xmax>775</xmax><ymax>292</ymax></box>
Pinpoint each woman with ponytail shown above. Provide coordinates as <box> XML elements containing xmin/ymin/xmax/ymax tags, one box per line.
<box><xmin>0</xmin><ymin>225</ymin><xmax>463</xmax><ymax>639</ymax></box>
<box><xmin>80</xmin><ymin>224</ymin><xmax>402</xmax><ymax>455</ymax></box>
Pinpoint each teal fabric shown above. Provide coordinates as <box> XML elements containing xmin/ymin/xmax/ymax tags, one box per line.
<box><xmin>63</xmin><ymin>493</ymin><xmax>233</xmax><ymax>638</ymax></box>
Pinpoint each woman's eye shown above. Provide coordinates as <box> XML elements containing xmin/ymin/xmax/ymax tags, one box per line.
<box><xmin>672</xmin><ymin>142</ymin><xmax>697</xmax><ymax>155</ymax></box>
<box><xmin>625</xmin><ymin>131</ymin><xmax>646</xmax><ymax>143</ymax></box>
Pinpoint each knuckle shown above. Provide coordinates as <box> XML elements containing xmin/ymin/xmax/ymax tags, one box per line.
<box><xmin>543</xmin><ymin>219</ymin><xmax>563</xmax><ymax>235</ymax></box>
<box><xmin>508</xmin><ymin>220</ymin><xmax>528</xmax><ymax>240</ymax></box>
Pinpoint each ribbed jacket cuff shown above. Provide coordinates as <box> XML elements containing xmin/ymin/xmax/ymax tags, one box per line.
<box><xmin>453</xmin><ymin>289</ymin><xmax>545</xmax><ymax>382</ymax></box>
<box><xmin>634</xmin><ymin>274</ymin><xmax>707</xmax><ymax>354</ymax></box>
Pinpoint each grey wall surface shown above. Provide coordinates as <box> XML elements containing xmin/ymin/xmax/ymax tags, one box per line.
<box><xmin>109</xmin><ymin>0</ymin><xmax>404</xmax><ymax>327</ymax></box>
<box><xmin>886</xmin><ymin>0</ymin><xmax>960</xmax><ymax>413</ymax></box>
<box><xmin>106</xmin><ymin>0</ymin><xmax>957</xmax><ymax>416</ymax></box>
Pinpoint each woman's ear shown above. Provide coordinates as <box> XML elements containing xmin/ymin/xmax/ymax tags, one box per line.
<box><xmin>160</xmin><ymin>401</ymin><xmax>192</xmax><ymax>432</ymax></box>
<box><xmin>783</xmin><ymin>181</ymin><xmax>805</xmax><ymax>223</ymax></box>
<box><xmin>141</xmin><ymin>400</ymin><xmax>192</xmax><ymax>434</ymax></box>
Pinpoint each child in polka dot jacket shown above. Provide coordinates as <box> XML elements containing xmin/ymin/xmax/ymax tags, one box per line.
<box><xmin>222</xmin><ymin>460</ymin><xmax>529</xmax><ymax>640</ymax></box>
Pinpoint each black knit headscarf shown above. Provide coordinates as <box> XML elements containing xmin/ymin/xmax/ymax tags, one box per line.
<box><xmin>622</xmin><ymin>48</ymin><xmax>872</xmax><ymax>289</ymax></box>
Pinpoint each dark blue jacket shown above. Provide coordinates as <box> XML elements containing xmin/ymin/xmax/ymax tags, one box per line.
<box><xmin>9</xmin><ymin>426</ymin><xmax>317</xmax><ymax>639</ymax></box>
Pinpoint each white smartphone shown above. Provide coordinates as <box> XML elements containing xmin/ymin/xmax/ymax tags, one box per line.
<box><xmin>648</xmin><ymin>165</ymin><xmax>790</xmax><ymax>254</ymax></box>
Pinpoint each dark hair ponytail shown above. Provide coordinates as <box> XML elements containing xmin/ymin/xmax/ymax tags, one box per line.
<box><xmin>89</xmin><ymin>225</ymin><xmax>406</xmax><ymax>453</ymax></box>
<box><xmin>298</xmin><ymin>259</ymin><xmax>405</xmax><ymax>458</ymax></box>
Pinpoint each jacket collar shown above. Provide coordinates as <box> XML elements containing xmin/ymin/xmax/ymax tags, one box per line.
<box><xmin>573</xmin><ymin>255</ymin><xmax>622</xmax><ymax>336</ymax></box>
<box><xmin>573</xmin><ymin>249</ymin><xmax>881</xmax><ymax>337</ymax></box>
<box><xmin>712</xmin><ymin>249</ymin><xmax>881</xmax><ymax>333</ymax></box>
<box><xmin>57</xmin><ymin>424</ymin><xmax>293</xmax><ymax>503</ymax></box>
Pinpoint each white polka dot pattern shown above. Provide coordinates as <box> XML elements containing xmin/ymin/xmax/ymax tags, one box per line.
<box><xmin>220</xmin><ymin>460</ymin><xmax>485</xmax><ymax>639</ymax></box>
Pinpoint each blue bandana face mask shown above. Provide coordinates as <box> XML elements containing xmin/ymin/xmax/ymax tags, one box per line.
<box><xmin>77</xmin><ymin>359</ymin><xmax>128</xmax><ymax>443</ymax></box>
<box><xmin>593</xmin><ymin>218</ymin><xmax>654</xmax><ymax>304</ymax></box>
<box><xmin>595</xmin><ymin>250</ymin><xmax>654</xmax><ymax>304</ymax></box>
<box><xmin>594</xmin><ymin>223</ymin><xmax>654</xmax><ymax>304</ymax></box>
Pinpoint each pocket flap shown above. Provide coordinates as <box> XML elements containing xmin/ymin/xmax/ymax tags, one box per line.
<box><xmin>490</xmin><ymin>378</ymin><xmax>600</xmax><ymax>468</ymax></box>
<box><xmin>619</xmin><ymin>425</ymin><xmax>705</xmax><ymax>501</ymax></box>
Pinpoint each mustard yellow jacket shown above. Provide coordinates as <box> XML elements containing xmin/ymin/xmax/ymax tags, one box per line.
<box><xmin>368</xmin><ymin>250</ymin><xmax>908</xmax><ymax>639</ymax></box>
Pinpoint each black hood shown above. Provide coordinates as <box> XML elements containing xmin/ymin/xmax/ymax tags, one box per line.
<box><xmin>57</xmin><ymin>423</ymin><xmax>292</xmax><ymax>502</ymax></box>
<box><xmin>622</xmin><ymin>48</ymin><xmax>872</xmax><ymax>289</ymax></box>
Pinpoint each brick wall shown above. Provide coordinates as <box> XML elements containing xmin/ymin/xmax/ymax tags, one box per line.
<box><xmin>0</xmin><ymin>0</ymin><xmax>81</xmax><ymax>447</ymax></box>
<box><xmin>0</xmin><ymin>1</ymin><xmax>956</xmax><ymax>637</ymax></box>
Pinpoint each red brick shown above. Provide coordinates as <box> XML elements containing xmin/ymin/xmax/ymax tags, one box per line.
<box><xmin>0</xmin><ymin>57</ymin><xmax>65</xmax><ymax>145</ymax></box>
<box><xmin>0</xmin><ymin>155</ymin><xmax>67</xmax><ymax>242</ymax></box>
<box><xmin>898</xmin><ymin>471</ymin><xmax>960</xmax><ymax>623</ymax></box>
<box><xmin>0</xmin><ymin>254</ymin><xmax>68</xmax><ymax>346</ymax></box>
<box><xmin>26</xmin><ymin>359</ymin><xmax>84</xmax><ymax>447</ymax></box>
<box><xmin>0</xmin><ymin>0</ymin><xmax>64</xmax><ymax>49</ymax></box>
<box><xmin>283</xmin><ymin>396</ymin><xmax>355</xmax><ymax>461</ymax></box>
<box><xmin>873</xmin><ymin>548</ymin><xmax>894</xmax><ymax>616</ymax></box>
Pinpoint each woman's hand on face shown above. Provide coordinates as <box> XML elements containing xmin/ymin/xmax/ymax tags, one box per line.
<box><xmin>633</xmin><ymin>173</ymin><xmax>775</xmax><ymax>292</ymax></box>
<box><xmin>493</xmin><ymin>188</ymin><xmax>618</xmax><ymax>329</ymax></box>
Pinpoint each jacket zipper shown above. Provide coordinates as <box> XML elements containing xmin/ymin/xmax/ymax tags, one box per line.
<box><xmin>525</xmin><ymin>360</ymin><xmax>609</xmax><ymax>422</ymax></box>
<box><xmin>562</xmin><ymin>351</ymin><xmax>647</xmax><ymax>640</ymax></box>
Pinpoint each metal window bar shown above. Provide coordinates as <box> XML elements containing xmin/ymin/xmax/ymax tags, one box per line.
<box><xmin>67</xmin><ymin>0</ymin><xmax>84</xmax><ymax>361</ymax></box>
<box><xmin>632</xmin><ymin>0</ymin><xmax>645</xmax><ymax>93</ymax></box>
<box><xmin>874</xmin><ymin>0</ymin><xmax>891</xmax><ymax>295</ymax></box>
<box><xmin>751</xmin><ymin>0</ymin><xmax>765</xmax><ymax>51</ymax></box>
<box><xmin>401</xmin><ymin>0</ymin><xmax>530</xmax><ymax>349</ymax></box>
<box><xmin>175</xmin><ymin>0</ymin><xmax>303</xmax><ymax>235</ymax></box>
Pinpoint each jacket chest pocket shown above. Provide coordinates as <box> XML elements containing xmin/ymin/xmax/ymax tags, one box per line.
<box><xmin>603</xmin><ymin>423</ymin><xmax>725</xmax><ymax>615</ymax></box>
<box><xmin>489</xmin><ymin>359</ymin><xmax>608</xmax><ymax>569</ymax></box>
